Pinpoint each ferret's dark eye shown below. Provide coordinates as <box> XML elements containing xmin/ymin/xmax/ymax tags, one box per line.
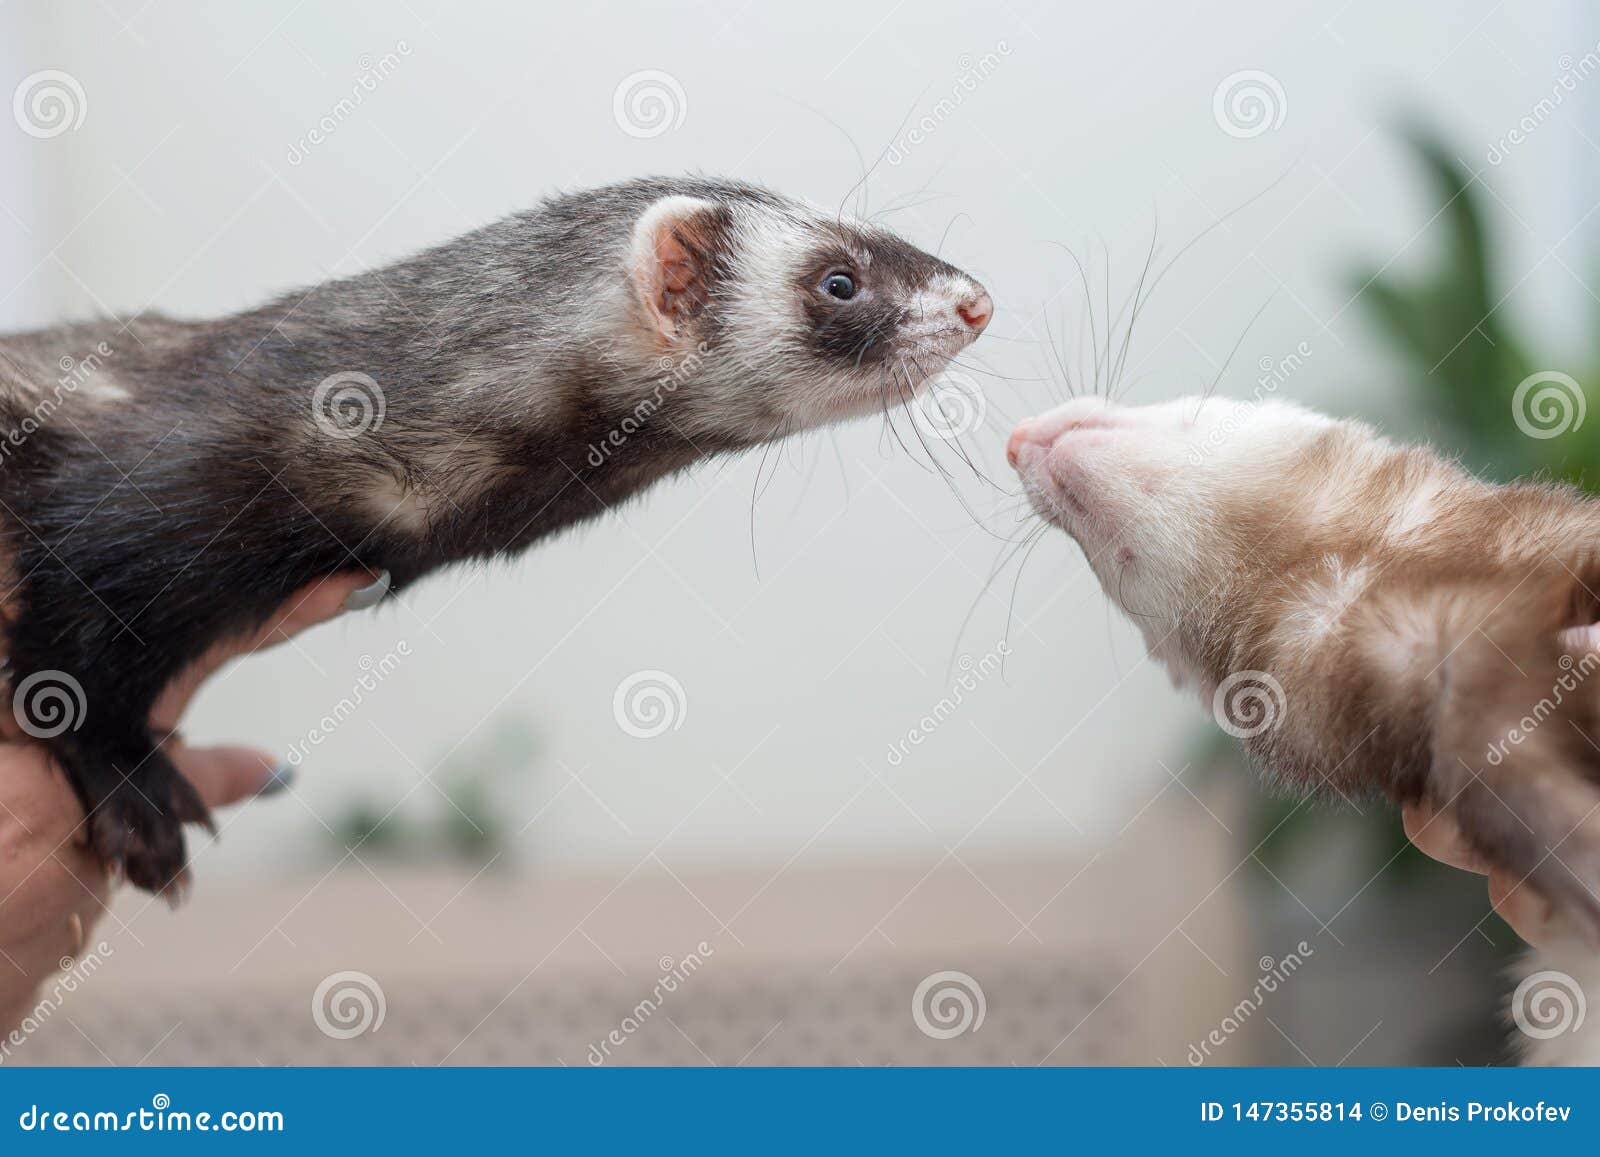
<box><xmin>822</xmin><ymin>273</ymin><xmax>856</xmax><ymax>300</ymax></box>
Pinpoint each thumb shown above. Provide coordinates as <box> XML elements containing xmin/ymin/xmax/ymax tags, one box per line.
<box><xmin>169</xmin><ymin>743</ymin><xmax>296</xmax><ymax>810</ymax></box>
<box><xmin>151</xmin><ymin>569</ymin><xmax>390</xmax><ymax>731</ymax></box>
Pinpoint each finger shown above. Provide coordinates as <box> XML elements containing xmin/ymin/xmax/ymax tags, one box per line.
<box><xmin>1403</xmin><ymin>802</ymin><xmax>1491</xmax><ymax>874</ymax></box>
<box><xmin>152</xmin><ymin>569</ymin><xmax>387</xmax><ymax>729</ymax></box>
<box><xmin>170</xmin><ymin>744</ymin><xmax>295</xmax><ymax>810</ymax></box>
<box><xmin>1488</xmin><ymin>871</ymin><xmax>1555</xmax><ymax>948</ymax></box>
<box><xmin>0</xmin><ymin>840</ymin><xmax>109</xmax><ymax>981</ymax></box>
<box><xmin>246</xmin><ymin>569</ymin><xmax>390</xmax><ymax>652</ymax></box>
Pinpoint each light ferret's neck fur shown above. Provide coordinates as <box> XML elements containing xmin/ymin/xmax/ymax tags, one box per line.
<box><xmin>1008</xmin><ymin>395</ymin><xmax>1600</xmax><ymax>1065</ymax></box>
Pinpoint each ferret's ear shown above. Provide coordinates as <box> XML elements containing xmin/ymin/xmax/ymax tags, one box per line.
<box><xmin>1425</xmin><ymin>574</ymin><xmax>1600</xmax><ymax>943</ymax></box>
<box><xmin>630</xmin><ymin>195</ymin><xmax>728</xmax><ymax>344</ymax></box>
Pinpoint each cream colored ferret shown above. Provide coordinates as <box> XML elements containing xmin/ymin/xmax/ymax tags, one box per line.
<box><xmin>1008</xmin><ymin>394</ymin><xmax>1600</xmax><ymax>1065</ymax></box>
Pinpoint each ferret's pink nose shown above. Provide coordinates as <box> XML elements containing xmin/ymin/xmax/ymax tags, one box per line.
<box><xmin>957</xmin><ymin>291</ymin><xmax>993</xmax><ymax>333</ymax></box>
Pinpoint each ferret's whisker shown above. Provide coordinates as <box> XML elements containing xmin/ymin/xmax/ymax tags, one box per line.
<box><xmin>1202</xmin><ymin>294</ymin><xmax>1275</xmax><ymax>404</ymax></box>
<box><xmin>1001</xmin><ymin>521</ymin><xmax>1052</xmax><ymax>677</ymax></box>
<box><xmin>1109</xmin><ymin>217</ymin><xmax>1159</xmax><ymax>402</ymax></box>
<box><xmin>947</xmin><ymin>517</ymin><xmax>1047</xmax><ymax>678</ymax></box>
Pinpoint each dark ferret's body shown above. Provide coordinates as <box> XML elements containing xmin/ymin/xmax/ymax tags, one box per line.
<box><xmin>0</xmin><ymin>176</ymin><xmax>992</xmax><ymax>892</ymax></box>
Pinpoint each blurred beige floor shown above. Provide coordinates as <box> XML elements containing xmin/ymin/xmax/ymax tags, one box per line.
<box><xmin>10</xmin><ymin>796</ymin><xmax>1248</xmax><ymax>1066</ymax></box>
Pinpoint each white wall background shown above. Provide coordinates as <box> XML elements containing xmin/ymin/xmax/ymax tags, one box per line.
<box><xmin>5</xmin><ymin>0</ymin><xmax>1600</xmax><ymax>877</ymax></box>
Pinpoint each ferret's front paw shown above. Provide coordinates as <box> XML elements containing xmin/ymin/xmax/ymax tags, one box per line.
<box><xmin>80</xmin><ymin>753</ymin><xmax>210</xmax><ymax>898</ymax></box>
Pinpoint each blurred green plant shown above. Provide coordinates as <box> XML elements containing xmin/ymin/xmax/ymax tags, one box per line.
<box><xmin>1353</xmin><ymin>123</ymin><xmax>1597</xmax><ymax>486</ymax></box>
<box><xmin>327</xmin><ymin>716</ymin><xmax>534</xmax><ymax>863</ymax></box>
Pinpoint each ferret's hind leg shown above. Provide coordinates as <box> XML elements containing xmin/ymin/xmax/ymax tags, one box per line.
<box><xmin>56</xmin><ymin>728</ymin><xmax>210</xmax><ymax>897</ymax></box>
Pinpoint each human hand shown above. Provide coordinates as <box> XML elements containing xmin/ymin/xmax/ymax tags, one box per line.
<box><xmin>1403</xmin><ymin>800</ymin><xmax>1560</xmax><ymax>947</ymax></box>
<box><xmin>0</xmin><ymin>569</ymin><xmax>389</xmax><ymax>1032</ymax></box>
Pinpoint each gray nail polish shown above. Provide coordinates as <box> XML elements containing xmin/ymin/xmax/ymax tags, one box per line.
<box><xmin>257</xmin><ymin>761</ymin><xmax>296</xmax><ymax>797</ymax></box>
<box><xmin>342</xmin><ymin>570</ymin><xmax>391</xmax><ymax>612</ymax></box>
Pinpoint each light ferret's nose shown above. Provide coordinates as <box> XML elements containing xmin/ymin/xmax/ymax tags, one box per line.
<box><xmin>1006</xmin><ymin>401</ymin><xmax>1123</xmax><ymax>467</ymax></box>
<box><xmin>957</xmin><ymin>290</ymin><xmax>993</xmax><ymax>333</ymax></box>
<box><xmin>1006</xmin><ymin>421</ymin><xmax>1042</xmax><ymax>467</ymax></box>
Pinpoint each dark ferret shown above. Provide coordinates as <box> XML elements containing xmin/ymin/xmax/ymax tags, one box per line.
<box><xmin>0</xmin><ymin>176</ymin><xmax>993</xmax><ymax>894</ymax></box>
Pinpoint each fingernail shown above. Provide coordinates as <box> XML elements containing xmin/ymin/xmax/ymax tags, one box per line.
<box><xmin>342</xmin><ymin>570</ymin><xmax>391</xmax><ymax>613</ymax></box>
<box><xmin>257</xmin><ymin>761</ymin><xmax>296</xmax><ymax>797</ymax></box>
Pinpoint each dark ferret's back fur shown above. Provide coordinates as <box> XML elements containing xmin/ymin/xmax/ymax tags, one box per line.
<box><xmin>0</xmin><ymin>176</ymin><xmax>991</xmax><ymax>893</ymax></box>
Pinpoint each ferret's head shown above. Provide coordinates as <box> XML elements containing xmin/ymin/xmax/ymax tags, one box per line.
<box><xmin>1009</xmin><ymin>394</ymin><xmax>1600</xmax><ymax>938</ymax></box>
<box><xmin>615</xmin><ymin>178</ymin><xmax>991</xmax><ymax>439</ymax></box>
<box><xmin>1006</xmin><ymin>395</ymin><xmax>1351</xmax><ymax>658</ymax></box>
